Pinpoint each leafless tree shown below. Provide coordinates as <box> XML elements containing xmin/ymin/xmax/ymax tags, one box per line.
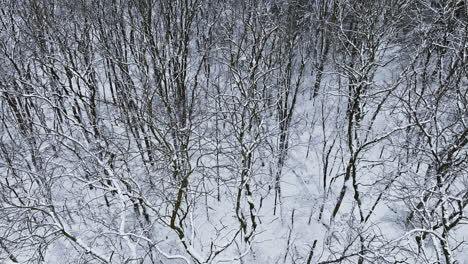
<box><xmin>0</xmin><ymin>0</ymin><xmax>466</xmax><ymax>263</ymax></box>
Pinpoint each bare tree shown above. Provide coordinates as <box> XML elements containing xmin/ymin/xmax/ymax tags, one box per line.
<box><xmin>0</xmin><ymin>0</ymin><xmax>466</xmax><ymax>263</ymax></box>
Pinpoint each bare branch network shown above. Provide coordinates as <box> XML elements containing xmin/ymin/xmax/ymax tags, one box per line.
<box><xmin>0</xmin><ymin>0</ymin><xmax>466</xmax><ymax>263</ymax></box>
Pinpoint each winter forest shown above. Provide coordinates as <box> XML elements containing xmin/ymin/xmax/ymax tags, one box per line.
<box><xmin>0</xmin><ymin>0</ymin><xmax>467</xmax><ymax>263</ymax></box>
